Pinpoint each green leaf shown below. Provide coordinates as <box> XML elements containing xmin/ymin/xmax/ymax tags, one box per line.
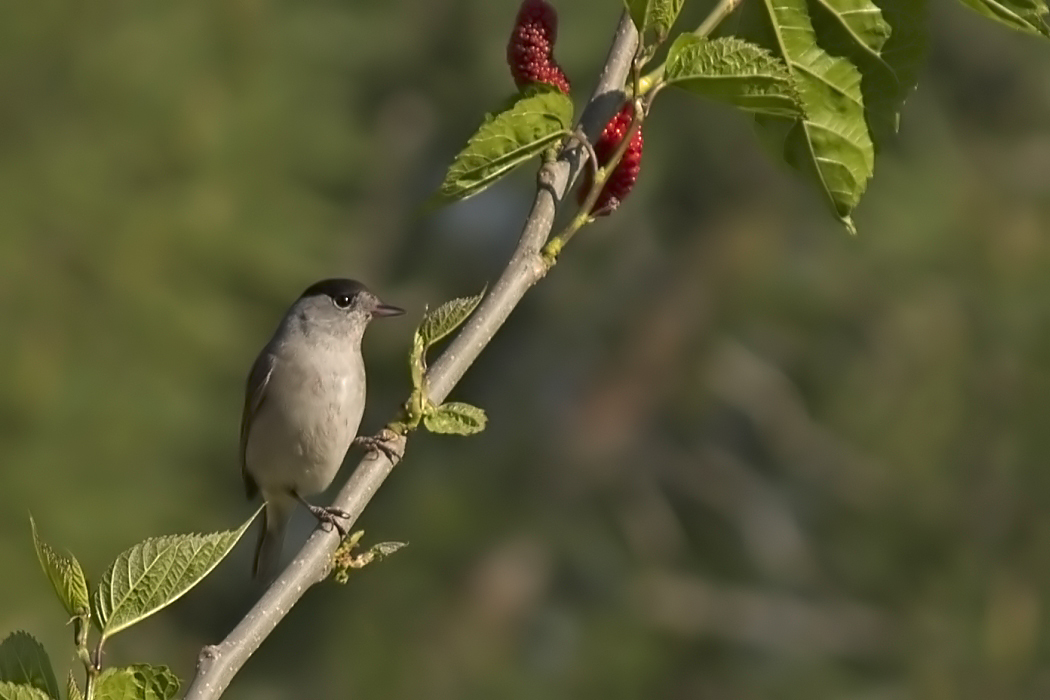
<box><xmin>856</xmin><ymin>1</ymin><xmax>929</xmax><ymax>146</ymax></box>
<box><xmin>0</xmin><ymin>682</ymin><xmax>51</xmax><ymax>700</ymax></box>
<box><xmin>663</xmin><ymin>35</ymin><xmax>804</xmax><ymax>117</ymax></box>
<box><xmin>423</xmin><ymin>402</ymin><xmax>487</xmax><ymax>435</ymax></box>
<box><xmin>93</xmin><ymin>666</ymin><xmax>179</xmax><ymax>700</ymax></box>
<box><xmin>65</xmin><ymin>672</ymin><xmax>82</xmax><ymax>700</ymax></box>
<box><xmin>957</xmin><ymin>0</ymin><xmax>1050</xmax><ymax>36</ymax></box>
<box><xmin>409</xmin><ymin>288</ymin><xmax>485</xmax><ymax>394</ymax></box>
<box><xmin>738</xmin><ymin>0</ymin><xmax>928</xmax><ymax>232</ymax></box>
<box><xmin>430</xmin><ymin>87</ymin><xmax>573</xmax><ymax>205</ymax></box>
<box><xmin>30</xmin><ymin>517</ymin><xmax>91</xmax><ymax>621</ymax></box>
<box><xmin>418</xmin><ymin>289</ymin><xmax>485</xmax><ymax>350</ymax></box>
<box><xmin>804</xmin><ymin>0</ymin><xmax>929</xmax><ymax>149</ymax></box>
<box><xmin>625</xmin><ymin>0</ymin><xmax>684</xmax><ymax>45</ymax></box>
<box><xmin>92</xmin><ymin>515</ymin><xmax>256</xmax><ymax>641</ymax></box>
<box><xmin>0</xmin><ymin>633</ymin><xmax>58</xmax><ymax>700</ymax></box>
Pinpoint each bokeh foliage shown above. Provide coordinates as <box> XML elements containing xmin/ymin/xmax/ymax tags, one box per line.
<box><xmin>3</xmin><ymin>0</ymin><xmax>1050</xmax><ymax>698</ymax></box>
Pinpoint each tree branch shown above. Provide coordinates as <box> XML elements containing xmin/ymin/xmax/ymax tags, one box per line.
<box><xmin>182</xmin><ymin>12</ymin><xmax>638</xmax><ymax>700</ymax></box>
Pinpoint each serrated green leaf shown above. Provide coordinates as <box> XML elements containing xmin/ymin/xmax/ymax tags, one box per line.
<box><xmin>92</xmin><ymin>515</ymin><xmax>255</xmax><ymax>641</ymax></box>
<box><xmin>65</xmin><ymin>671</ymin><xmax>82</xmax><ymax>700</ymax></box>
<box><xmin>430</xmin><ymin>87</ymin><xmax>573</xmax><ymax>205</ymax></box>
<box><xmin>30</xmin><ymin>517</ymin><xmax>90</xmax><ymax>621</ymax></box>
<box><xmin>0</xmin><ymin>682</ymin><xmax>50</xmax><ymax>700</ymax></box>
<box><xmin>0</xmin><ymin>633</ymin><xmax>58</xmax><ymax>700</ymax></box>
<box><xmin>423</xmin><ymin>402</ymin><xmax>487</xmax><ymax>435</ymax></box>
<box><xmin>418</xmin><ymin>289</ymin><xmax>485</xmax><ymax>350</ymax></box>
<box><xmin>625</xmin><ymin>0</ymin><xmax>684</xmax><ymax>44</ymax></box>
<box><xmin>663</xmin><ymin>35</ymin><xmax>803</xmax><ymax>117</ymax></box>
<box><xmin>738</xmin><ymin>0</ymin><xmax>928</xmax><ymax>232</ymax></box>
<box><xmin>93</xmin><ymin>666</ymin><xmax>179</xmax><ymax>700</ymax></box>
<box><xmin>958</xmin><ymin>0</ymin><xmax>1050</xmax><ymax>36</ymax></box>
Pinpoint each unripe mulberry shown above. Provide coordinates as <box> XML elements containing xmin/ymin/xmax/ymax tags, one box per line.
<box><xmin>578</xmin><ymin>103</ymin><xmax>643</xmax><ymax>214</ymax></box>
<box><xmin>507</xmin><ymin>0</ymin><xmax>571</xmax><ymax>94</ymax></box>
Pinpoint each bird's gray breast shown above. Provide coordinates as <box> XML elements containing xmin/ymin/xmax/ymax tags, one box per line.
<box><xmin>245</xmin><ymin>341</ymin><xmax>366</xmax><ymax>496</ymax></box>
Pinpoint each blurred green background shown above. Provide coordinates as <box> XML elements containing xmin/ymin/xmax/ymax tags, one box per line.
<box><xmin>3</xmin><ymin>0</ymin><xmax>1050</xmax><ymax>697</ymax></box>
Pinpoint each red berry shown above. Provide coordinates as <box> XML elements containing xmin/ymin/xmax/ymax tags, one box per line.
<box><xmin>507</xmin><ymin>0</ymin><xmax>571</xmax><ymax>94</ymax></box>
<box><xmin>578</xmin><ymin>103</ymin><xmax>644</xmax><ymax>214</ymax></box>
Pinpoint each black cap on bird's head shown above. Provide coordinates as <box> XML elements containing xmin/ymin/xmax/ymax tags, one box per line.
<box><xmin>300</xmin><ymin>278</ymin><xmax>405</xmax><ymax>318</ymax></box>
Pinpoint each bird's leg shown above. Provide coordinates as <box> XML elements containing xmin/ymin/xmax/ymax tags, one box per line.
<box><xmin>293</xmin><ymin>491</ymin><xmax>350</xmax><ymax>538</ymax></box>
<box><xmin>352</xmin><ymin>428</ymin><xmax>403</xmax><ymax>464</ymax></box>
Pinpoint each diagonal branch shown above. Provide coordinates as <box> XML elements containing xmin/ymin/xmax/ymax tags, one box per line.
<box><xmin>181</xmin><ymin>12</ymin><xmax>638</xmax><ymax>700</ymax></box>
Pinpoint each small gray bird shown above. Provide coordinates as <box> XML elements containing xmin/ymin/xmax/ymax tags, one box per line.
<box><xmin>241</xmin><ymin>278</ymin><xmax>404</xmax><ymax>579</ymax></box>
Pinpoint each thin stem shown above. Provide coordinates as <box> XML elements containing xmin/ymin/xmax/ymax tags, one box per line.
<box><xmin>542</xmin><ymin>100</ymin><xmax>646</xmax><ymax>262</ymax></box>
<box><xmin>695</xmin><ymin>0</ymin><xmax>744</xmax><ymax>37</ymax></box>
<box><xmin>545</xmin><ymin>0</ymin><xmax>746</xmax><ymax>263</ymax></box>
<box><xmin>73</xmin><ymin>617</ymin><xmax>90</xmax><ymax>666</ymax></box>
<box><xmin>637</xmin><ymin>0</ymin><xmax>747</xmax><ymax>96</ymax></box>
<box><xmin>631</xmin><ymin>53</ymin><xmax>643</xmax><ymax>101</ymax></box>
<box><xmin>84</xmin><ymin>655</ymin><xmax>98</xmax><ymax>700</ymax></box>
<box><xmin>542</xmin><ymin>42</ymin><xmax>653</xmax><ymax>263</ymax></box>
<box><xmin>75</xmin><ymin>620</ymin><xmax>97</xmax><ymax>700</ymax></box>
<box><xmin>570</xmin><ymin>126</ymin><xmax>600</xmax><ymax>186</ymax></box>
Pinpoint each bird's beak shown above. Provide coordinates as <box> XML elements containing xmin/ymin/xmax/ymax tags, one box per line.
<box><xmin>372</xmin><ymin>303</ymin><xmax>405</xmax><ymax>318</ymax></box>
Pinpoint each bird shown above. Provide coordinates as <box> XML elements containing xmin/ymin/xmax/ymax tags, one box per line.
<box><xmin>240</xmin><ymin>278</ymin><xmax>404</xmax><ymax>579</ymax></box>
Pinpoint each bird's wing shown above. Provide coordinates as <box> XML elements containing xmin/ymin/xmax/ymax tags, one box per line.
<box><xmin>240</xmin><ymin>350</ymin><xmax>276</xmax><ymax>499</ymax></box>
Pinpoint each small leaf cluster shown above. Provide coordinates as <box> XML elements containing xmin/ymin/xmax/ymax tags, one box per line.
<box><xmin>4</xmin><ymin>515</ymin><xmax>257</xmax><ymax>700</ymax></box>
<box><xmin>626</xmin><ymin>0</ymin><xmax>684</xmax><ymax>54</ymax></box>
<box><xmin>393</xmin><ymin>289</ymin><xmax>488</xmax><ymax>437</ymax></box>
<box><xmin>429</xmin><ymin>0</ymin><xmax>1050</xmax><ymax>236</ymax></box>
<box><xmin>330</xmin><ymin>531</ymin><xmax>409</xmax><ymax>585</ymax></box>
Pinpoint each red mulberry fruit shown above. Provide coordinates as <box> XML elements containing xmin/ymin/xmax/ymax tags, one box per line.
<box><xmin>578</xmin><ymin>103</ymin><xmax>643</xmax><ymax>214</ymax></box>
<box><xmin>507</xmin><ymin>0</ymin><xmax>571</xmax><ymax>94</ymax></box>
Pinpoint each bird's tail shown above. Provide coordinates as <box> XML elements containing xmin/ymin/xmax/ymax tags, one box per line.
<box><xmin>253</xmin><ymin>496</ymin><xmax>295</xmax><ymax>580</ymax></box>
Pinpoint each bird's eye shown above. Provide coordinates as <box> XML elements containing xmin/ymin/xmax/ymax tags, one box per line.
<box><xmin>334</xmin><ymin>294</ymin><xmax>352</xmax><ymax>309</ymax></box>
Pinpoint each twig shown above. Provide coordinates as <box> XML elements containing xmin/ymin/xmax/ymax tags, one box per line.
<box><xmin>544</xmin><ymin>0</ymin><xmax>743</xmax><ymax>262</ymax></box>
<box><xmin>181</xmin><ymin>12</ymin><xmax>639</xmax><ymax>700</ymax></box>
<box><xmin>695</xmin><ymin>0</ymin><xmax>743</xmax><ymax>38</ymax></box>
<box><xmin>570</xmin><ymin>126</ymin><xmax>600</xmax><ymax>187</ymax></box>
<box><xmin>636</xmin><ymin>0</ymin><xmax>745</xmax><ymax>90</ymax></box>
<box><xmin>542</xmin><ymin>95</ymin><xmax>646</xmax><ymax>260</ymax></box>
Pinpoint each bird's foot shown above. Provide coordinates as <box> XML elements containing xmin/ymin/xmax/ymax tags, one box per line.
<box><xmin>353</xmin><ymin>429</ymin><xmax>403</xmax><ymax>463</ymax></box>
<box><xmin>307</xmin><ymin>505</ymin><xmax>350</xmax><ymax>538</ymax></box>
<box><xmin>296</xmin><ymin>495</ymin><xmax>350</xmax><ymax>538</ymax></box>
